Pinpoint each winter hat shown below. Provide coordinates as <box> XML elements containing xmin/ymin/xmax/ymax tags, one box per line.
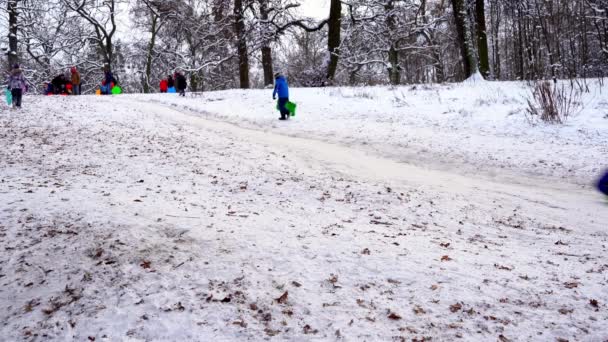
<box><xmin>71</xmin><ymin>67</ymin><xmax>77</xmax><ymax>73</ymax></box>
<box><xmin>274</xmin><ymin>72</ymin><xmax>282</xmax><ymax>78</ymax></box>
<box><xmin>13</xmin><ymin>64</ymin><xmax>19</xmax><ymax>69</ymax></box>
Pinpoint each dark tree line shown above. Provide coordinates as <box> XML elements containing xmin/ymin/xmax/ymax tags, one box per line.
<box><xmin>1</xmin><ymin>0</ymin><xmax>607</xmax><ymax>93</ymax></box>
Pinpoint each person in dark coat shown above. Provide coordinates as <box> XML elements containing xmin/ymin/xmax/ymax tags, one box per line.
<box><xmin>167</xmin><ymin>75</ymin><xmax>174</xmax><ymax>89</ymax></box>
<box><xmin>51</xmin><ymin>74</ymin><xmax>68</xmax><ymax>95</ymax></box>
<box><xmin>101</xmin><ymin>64</ymin><xmax>117</xmax><ymax>95</ymax></box>
<box><xmin>43</xmin><ymin>82</ymin><xmax>53</xmax><ymax>95</ymax></box>
<box><xmin>175</xmin><ymin>72</ymin><xmax>187</xmax><ymax>97</ymax></box>
<box><xmin>104</xmin><ymin>71</ymin><xmax>113</xmax><ymax>94</ymax></box>
<box><xmin>598</xmin><ymin>170</ymin><xmax>608</xmax><ymax>197</ymax></box>
<box><xmin>272</xmin><ymin>72</ymin><xmax>290</xmax><ymax>120</ymax></box>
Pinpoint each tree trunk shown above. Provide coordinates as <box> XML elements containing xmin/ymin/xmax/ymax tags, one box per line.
<box><xmin>7</xmin><ymin>0</ymin><xmax>19</xmax><ymax>69</ymax></box>
<box><xmin>490</xmin><ymin>0</ymin><xmax>501</xmax><ymax>79</ymax></box>
<box><xmin>190</xmin><ymin>72</ymin><xmax>200</xmax><ymax>93</ymax></box>
<box><xmin>475</xmin><ymin>0</ymin><xmax>490</xmax><ymax>78</ymax></box>
<box><xmin>451</xmin><ymin>0</ymin><xmax>479</xmax><ymax>79</ymax></box>
<box><xmin>261</xmin><ymin>47</ymin><xmax>274</xmax><ymax>86</ymax></box>
<box><xmin>234</xmin><ymin>0</ymin><xmax>250</xmax><ymax>89</ymax></box>
<box><xmin>105</xmin><ymin>37</ymin><xmax>113</xmax><ymax>71</ymax></box>
<box><xmin>386</xmin><ymin>1</ymin><xmax>400</xmax><ymax>85</ymax></box>
<box><xmin>387</xmin><ymin>46</ymin><xmax>400</xmax><ymax>85</ymax></box>
<box><xmin>143</xmin><ymin>14</ymin><xmax>158</xmax><ymax>94</ymax></box>
<box><xmin>259</xmin><ymin>0</ymin><xmax>274</xmax><ymax>86</ymax></box>
<box><xmin>326</xmin><ymin>0</ymin><xmax>342</xmax><ymax>82</ymax></box>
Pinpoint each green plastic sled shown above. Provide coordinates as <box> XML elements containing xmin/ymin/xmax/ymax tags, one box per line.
<box><xmin>5</xmin><ymin>88</ymin><xmax>12</xmax><ymax>106</ymax></box>
<box><xmin>276</xmin><ymin>101</ymin><xmax>297</xmax><ymax>117</ymax></box>
<box><xmin>111</xmin><ymin>86</ymin><xmax>122</xmax><ymax>95</ymax></box>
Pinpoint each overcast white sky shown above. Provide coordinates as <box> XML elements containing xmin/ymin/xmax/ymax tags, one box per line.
<box><xmin>299</xmin><ymin>0</ymin><xmax>330</xmax><ymax>19</ymax></box>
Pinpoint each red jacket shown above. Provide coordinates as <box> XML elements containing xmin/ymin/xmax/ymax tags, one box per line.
<box><xmin>160</xmin><ymin>79</ymin><xmax>168</xmax><ymax>92</ymax></box>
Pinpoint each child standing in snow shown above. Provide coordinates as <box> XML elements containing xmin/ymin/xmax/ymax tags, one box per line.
<box><xmin>273</xmin><ymin>72</ymin><xmax>290</xmax><ymax>120</ymax></box>
<box><xmin>167</xmin><ymin>75</ymin><xmax>175</xmax><ymax>89</ymax></box>
<box><xmin>6</xmin><ymin>64</ymin><xmax>28</xmax><ymax>108</ymax></box>
<box><xmin>160</xmin><ymin>78</ymin><xmax>168</xmax><ymax>93</ymax></box>
<box><xmin>71</xmin><ymin>67</ymin><xmax>81</xmax><ymax>95</ymax></box>
<box><xmin>104</xmin><ymin>67</ymin><xmax>113</xmax><ymax>95</ymax></box>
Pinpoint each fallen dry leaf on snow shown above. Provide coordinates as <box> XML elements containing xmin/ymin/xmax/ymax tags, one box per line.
<box><xmin>275</xmin><ymin>291</ymin><xmax>288</xmax><ymax>304</ymax></box>
<box><xmin>450</xmin><ymin>303</ymin><xmax>462</xmax><ymax>313</ymax></box>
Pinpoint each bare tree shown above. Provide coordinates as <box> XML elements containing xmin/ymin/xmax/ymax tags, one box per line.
<box><xmin>475</xmin><ymin>0</ymin><xmax>490</xmax><ymax>78</ymax></box>
<box><xmin>6</xmin><ymin>0</ymin><xmax>18</xmax><ymax>69</ymax></box>
<box><xmin>62</xmin><ymin>0</ymin><xmax>123</xmax><ymax>70</ymax></box>
<box><xmin>451</xmin><ymin>0</ymin><xmax>479</xmax><ymax>79</ymax></box>
<box><xmin>234</xmin><ymin>0</ymin><xmax>250</xmax><ymax>88</ymax></box>
<box><xmin>326</xmin><ymin>0</ymin><xmax>341</xmax><ymax>82</ymax></box>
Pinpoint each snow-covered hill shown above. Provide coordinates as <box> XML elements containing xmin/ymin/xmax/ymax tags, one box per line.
<box><xmin>0</xmin><ymin>88</ymin><xmax>607</xmax><ymax>341</ymax></box>
<box><xmin>131</xmin><ymin>80</ymin><xmax>608</xmax><ymax>186</ymax></box>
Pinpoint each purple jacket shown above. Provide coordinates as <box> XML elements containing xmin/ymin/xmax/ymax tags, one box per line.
<box><xmin>7</xmin><ymin>69</ymin><xmax>27</xmax><ymax>91</ymax></box>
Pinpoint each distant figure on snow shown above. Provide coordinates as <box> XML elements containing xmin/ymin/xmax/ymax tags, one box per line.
<box><xmin>43</xmin><ymin>82</ymin><xmax>53</xmax><ymax>95</ymax></box>
<box><xmin>6</xmin><ymin>64</ymin><xmax>28</xmax><ymax>108</ymax></box>
<box><xmin>71</xmin><ymin>67</ymin><xmax>81</xmax><ymax>95</ymax></box>
<box><xmin>51</xmin><ymin>74</ymin><xmax>68</xmax><ymax>95</ymax></box>
<box><xmin>167</xmin><ymin>75</ymin><xmax>175</xmax><ymax>91</ymax></box>
<box><xmin>159</xmin><ymin>78</ymin><xmax>168</xmax><ymax>93</ymax></box>
<box><xmin>273</xmin><ymin>72</ymin><xmax>290</xmax><ymax>120</ymax></box>
<box><xmin>598</xmin><ymin>170</ymin><xmax>608</xmax><ymax>198</ymax></box>
<box><xmin>101</xmin><ymin>64</ymin><xmax>117</xmax><ymax>95</ymax></box>
<box><xmin>175</xmin><ymin>72</ymin><xmax>187</xmax><ymax>97</ymax></box>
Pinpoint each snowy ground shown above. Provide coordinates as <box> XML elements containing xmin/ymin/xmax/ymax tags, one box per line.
<box><xmin>0</xmin><ymin>86</ymin><xmax>607</xmax><ymax>341</ymax></box>
<box><xmin>131</xmin><ymin>80</ymin><xmax>608</xmax><ymax>186</ymax></box>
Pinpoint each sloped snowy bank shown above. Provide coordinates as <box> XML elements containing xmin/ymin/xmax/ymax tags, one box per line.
<box><xmin>0</xmin><ymin>93</ymin><xmax>606</xmax><ymax>341</ymax></box>
<box><xmin>131</xmin><ymin>80</ymin><xmax>608</xmax><ymax>186</ymax></box>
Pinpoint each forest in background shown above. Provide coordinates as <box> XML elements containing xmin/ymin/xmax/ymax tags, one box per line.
<box><xmin>1</xmin><ymin>0</ymin><xmax>607</xmax><ymax>94</ymax></box>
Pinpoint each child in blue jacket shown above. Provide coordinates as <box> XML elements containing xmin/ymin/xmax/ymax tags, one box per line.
<box><xmin>273</xmin><ymin>73</ymin><xmax>290</xmax><ymax>120</ymax></box>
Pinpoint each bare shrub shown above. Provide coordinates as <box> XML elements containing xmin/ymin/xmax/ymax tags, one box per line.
<box><xmin>525</xmin><ymin>81</ymin><xmax>582</xmax><ymax>124</ymax></box>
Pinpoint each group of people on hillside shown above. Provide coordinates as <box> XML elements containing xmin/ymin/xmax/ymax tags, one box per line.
<box><xmin>44</xmin><ymin>67</ymin><xmax>81</xmax><ymax>96</ymax></box>
<box><xmin>43</xmin><ymin>64</ymin><xmax>119</xmax><ymax>96</ymax></box>
<box><xmin>159</xmin><ymin>72</ymin><xmax>187</xmax><ymax>96</ymax></box>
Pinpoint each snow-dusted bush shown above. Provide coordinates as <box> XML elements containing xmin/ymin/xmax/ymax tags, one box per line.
<box><xmin>525</xmin><ymin>81</ymin><xmax>582</xmax><ymax>124</ymax></box>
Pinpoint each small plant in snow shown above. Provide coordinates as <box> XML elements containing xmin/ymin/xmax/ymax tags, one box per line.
<box><xmin>392</xmin><ymin>90</ymin><xmax>409</xmax><ymax>107</ymax></box>
<box><xmin>337</xmin><ymin>88</ymin><xmax>376</xmax><ymax>100</ymax></box>
<box><xmin>353</xmin><ymin>89</ymin><xmax>376</xmax><ymax>100</ymax></box>
<box><xmin>525</xmin><ymin>81</ymin><xmax>582</xmax><ymax>125</ymax></box>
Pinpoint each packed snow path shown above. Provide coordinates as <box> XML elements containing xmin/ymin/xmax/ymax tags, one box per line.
<box><xmin>131</xmin><ymin>81</ymin><xmax>608</xmax><ymax>187</ymax></box>
<box><xmin>0</xmin><ymin>95</ymin><xmax>607</xmax><ymax>341</ymax></box>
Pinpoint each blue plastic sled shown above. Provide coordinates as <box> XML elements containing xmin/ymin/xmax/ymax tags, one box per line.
<box><xmin>168</xmin><ymin>87</ymin><xmax>176</xmax><ymax>93</ymax></box>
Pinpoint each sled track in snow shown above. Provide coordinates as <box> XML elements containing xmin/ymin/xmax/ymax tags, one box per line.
<box><xmin>119</xmin><ymin>97</ymin><xmax>607</xmax><ymax>225</ymax></box>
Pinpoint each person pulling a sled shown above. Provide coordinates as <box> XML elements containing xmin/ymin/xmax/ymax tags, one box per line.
<box><xmin>273</xmin><ymin>72</ymin><xmax>290</xmax><ymax>120</ymax></box>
